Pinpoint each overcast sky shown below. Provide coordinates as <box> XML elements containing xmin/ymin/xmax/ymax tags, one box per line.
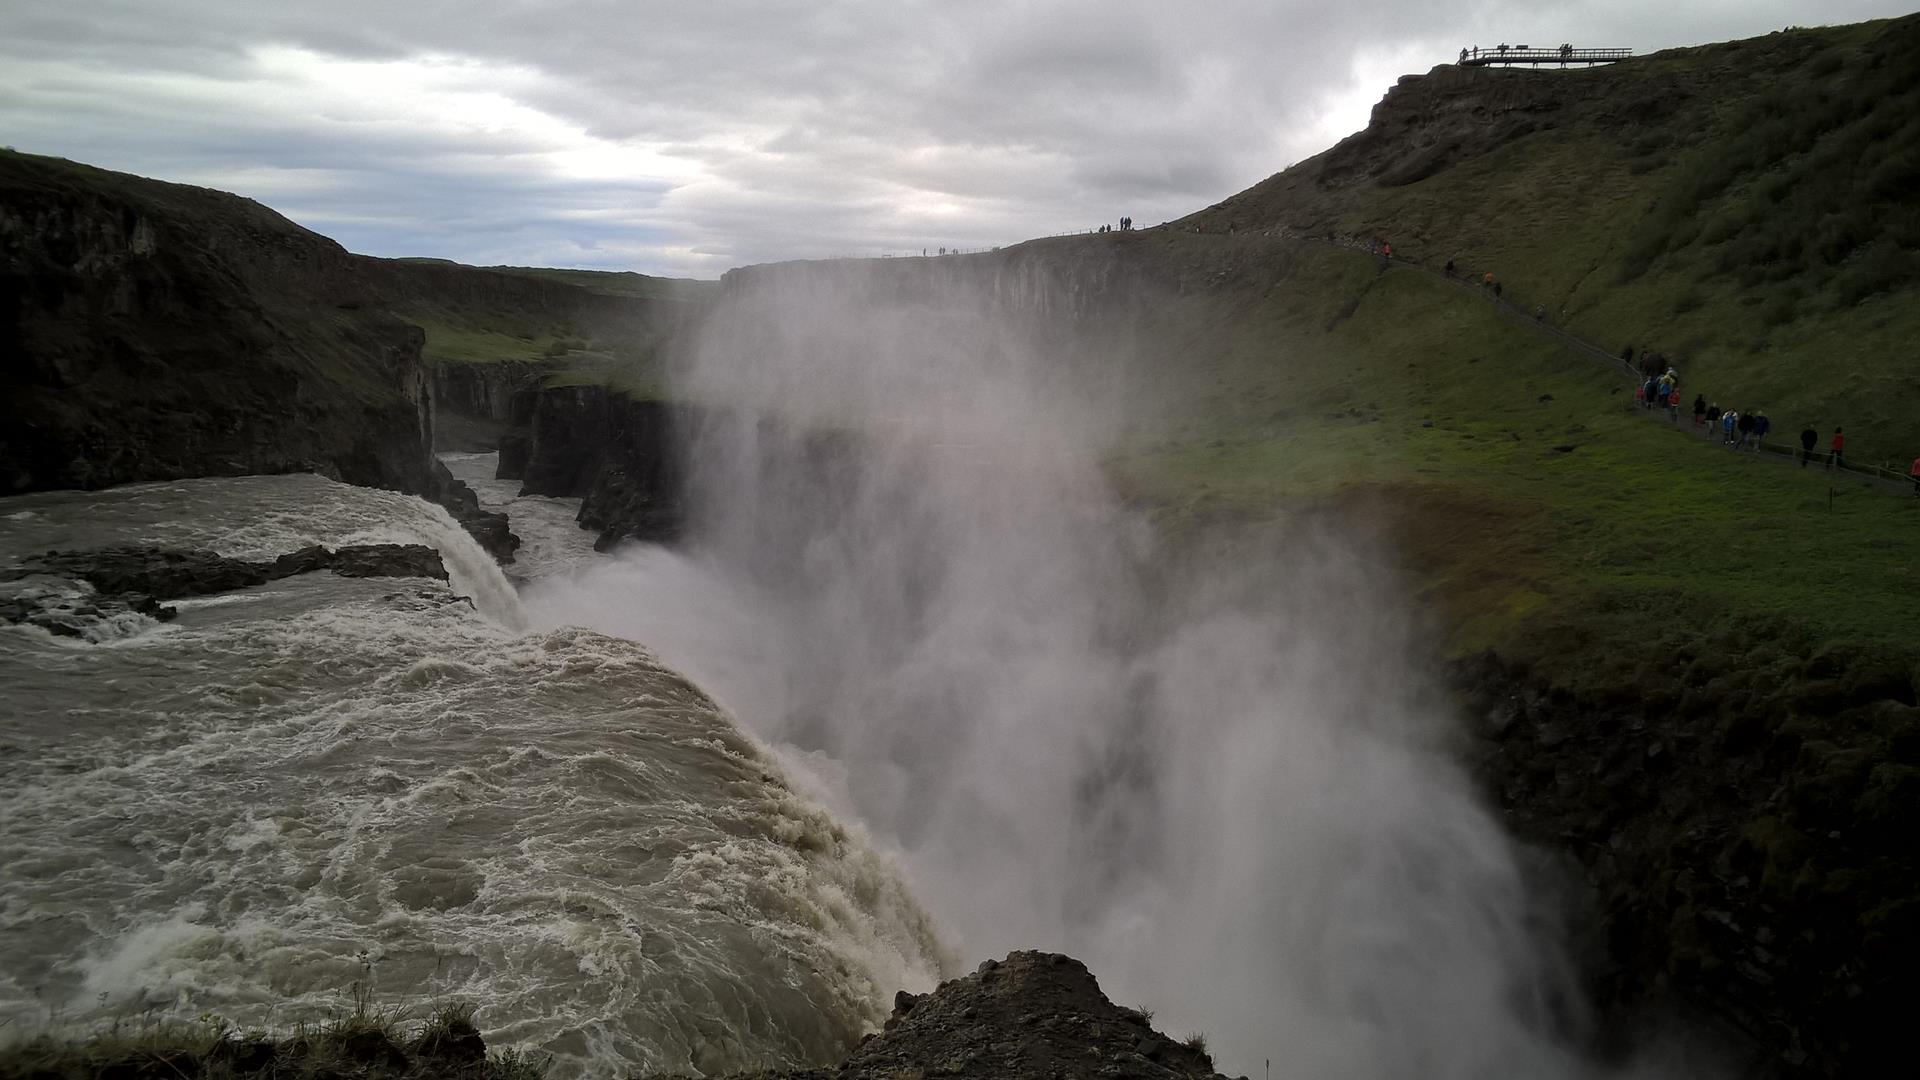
<box><xmin>2</xmin><ymin>2</ymin><xmax>1911</xmax><ymax>277</ymax></box>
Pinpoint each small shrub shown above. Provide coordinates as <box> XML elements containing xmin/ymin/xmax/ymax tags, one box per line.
<box><xmin>1835</xmin><ymin>239</ymin><xmax>1917</xmax><ymax>305</ymax></box>
<box><xmin>1759</xmin><ymin>293</ymin><xmax>1797</xmax><ymax>327</ymax></box>
<box><xmin>1627</xmin><ymin>153</ymin><xmax>1668</xmax><ymax>176</ymax></box>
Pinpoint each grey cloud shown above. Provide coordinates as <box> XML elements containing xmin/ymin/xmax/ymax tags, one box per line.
<box><xmin>4</xmin><ymin>0</ymin><xmax>1915</xmax><ymax>276</ymax></box>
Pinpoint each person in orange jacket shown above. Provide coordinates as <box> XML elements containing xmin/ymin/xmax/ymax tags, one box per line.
<box><xmin>1828</xmin><ymin>427</ymin><xmax>1846</xmax><ymax>471</ymax></box>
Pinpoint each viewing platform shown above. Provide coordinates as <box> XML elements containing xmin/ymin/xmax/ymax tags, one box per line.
<box><xmin>1459</xmin><ymin>44</ymin><xmax>1633</xmax><ymax>67</ymax></box>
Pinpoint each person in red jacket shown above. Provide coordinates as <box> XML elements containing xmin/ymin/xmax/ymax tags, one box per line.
<box><xmin>1828</xmin><ymin>427</ymin><xmax>1846</xmax><ymax>471</ymax></box>
<box><xmin>1910</xmin><ymin>455</ymin><xmax>1919</xmax><ymax>497</ymax></box>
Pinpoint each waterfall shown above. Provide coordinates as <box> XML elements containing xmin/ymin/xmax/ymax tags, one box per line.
<box><xmin>525</xmin><ymin>264</ymin><xmax>1612</xmax><ymax>1077</ymax></box>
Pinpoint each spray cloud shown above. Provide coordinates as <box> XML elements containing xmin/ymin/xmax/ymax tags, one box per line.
<box><xmin>529</xmin><ymin>255</ymin><xmax>1605</xmax><ymax>1076</ymax></box>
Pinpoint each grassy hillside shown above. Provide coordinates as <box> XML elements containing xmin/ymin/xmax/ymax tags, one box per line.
<box><xmin>1186</xmin><ymin>12</ymin><xmax>1920</xmax><ymax>472</ymax></box>
<box><xmin>378</xmin><ymin>265</ymin><xmax>712</xmax><ymax>401</ymax></box>
<box><xmin>1109</xmin><ymin>240</ymin><xmax>1919</xmax><ymax>668</ymax></box>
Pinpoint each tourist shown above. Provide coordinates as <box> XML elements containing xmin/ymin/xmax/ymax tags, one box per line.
<box><xmin>1751</xmin><ymin>410</ymin><xmax>1770</xmax><ymax>451</ymax></box>
<box><xmin>1911</xmin><ymin>455</ymin><xmax>1920</xmax><ymax>497</ymax></box>
<box><xmin>1445</xmin><ymin>256</ymin><xmax>1456</xmax><ymax>278</ymax></box>
<box><xmin>1692</xmin><ymin>394</ymin><xmax>1707</xmax><ymax>427</ymax></box>
<box><xmin>1721</xmin><ymin>409</ymin><xmax>1738</xmax><ymax>444</ymax></box>
<box><xmin>1735</xmin><ymin>410</ymin><xmax>1755</xmax><ymax>449</ymax></box>
<box><xmin>1706</xmin><ymin>402</ymin><xmax>1722</xmax><ymax>433</ymax></box>
<box><xmin>1669</xmin><ymin>387</ymin><xmax>1682</xmax><ymax>422</ymax></box>
<box><xmin>1829</xmin><ymin>427</ymin><xmax>1846</xmax><ymax>470</ymax></box>
<box><xmin>1800</xmin><ymin>425</ymin><xmax>1818</xmax><ymax>467</ymax></box>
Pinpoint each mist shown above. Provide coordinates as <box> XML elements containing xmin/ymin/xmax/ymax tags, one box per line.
<box><xmin>525</xmin><ymin>258</ymin><xmax>1614</xmax><ymax>1076</ymax></box>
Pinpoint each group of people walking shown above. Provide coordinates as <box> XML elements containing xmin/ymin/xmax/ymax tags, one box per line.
<box><xmin>1694</xmin><ymin>398</ymin><xmax>1774</xmax><ymax>451</ymax></box>
<box><xmin>1625</xmin><ymin>347</ymin><xmax>1872</xmax><ymax>479</ymax></box>
<box><xmin>1319</xmin><ymin>236</ymin><xmax>1920</xmax><ymax>497</ymax></box>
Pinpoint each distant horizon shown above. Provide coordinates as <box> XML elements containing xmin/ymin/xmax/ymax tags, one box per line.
<box><xmin>3</xmin><ymin>1</ymin><xmax>1911</xmax><ymax>277</ymax></box>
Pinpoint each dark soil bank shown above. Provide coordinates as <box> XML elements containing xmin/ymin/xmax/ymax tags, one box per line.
<box><xmin>1456</xmin><ymin>649</ymin><xmax>1920</xmax><ymax>1078</ymax></box>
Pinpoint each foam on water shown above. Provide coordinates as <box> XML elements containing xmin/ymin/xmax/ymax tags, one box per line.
<box><xmin>0</xmin><ymin>475</ymin><xmax>951</xmax><ymax>1076</ymax></box>
<box><xmin>518</xmin><ymin>268</ymin><xmax>1679</xmax><ymax>1077</ymax></box>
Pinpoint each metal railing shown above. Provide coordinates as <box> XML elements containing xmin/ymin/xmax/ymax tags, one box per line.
<box><xmin>1459</xmin><ymin>46</ymin><xmax>1633</xmax><ymax>67</ymax></box>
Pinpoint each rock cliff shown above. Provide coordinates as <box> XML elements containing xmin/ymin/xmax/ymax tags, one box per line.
<box><xmin>497</xmin><ymin>386</ymin><xmax>689</xmax><ymax>550</ymax></box>
<box><xmin>0</xmin><ymin>151</ymin><xmax>439</xmax><ymax>496</ymax></box>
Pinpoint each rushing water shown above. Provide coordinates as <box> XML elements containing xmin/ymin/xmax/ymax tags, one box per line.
<box><xmin>437</xmin><ymin>453</ymin><xmax>603</xmax><ymax>584</ymax></box>
<box><xmin>6</xmin><ymin>273</ymin><xmax>1701</xmax><ymax>1077</ymax></box>
<box><xmin>0</xmin><ymin>474</ymin><xmax>947</xmax><ymax>1078</ymax></box>
<box><xmin>517</xmin><ymin>268</ymin><xmax>1655</xmax><ymax>1079</ymax></box>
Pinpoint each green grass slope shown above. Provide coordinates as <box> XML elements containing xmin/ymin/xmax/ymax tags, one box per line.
<box><xmin>1185</xmin><ymin>13</ymin><xmax>1920</xmax><ymax>470</ymax></box>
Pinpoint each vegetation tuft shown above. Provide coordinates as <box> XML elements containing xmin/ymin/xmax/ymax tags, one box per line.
<box><xmin>0</xmin><ymin>987</ymin><xmax>546</xmax><ymax>1080</ymax></box>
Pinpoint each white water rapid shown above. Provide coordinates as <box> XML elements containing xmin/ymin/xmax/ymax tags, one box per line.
<box><xmin>0</xmin><ymin>474</ymin><xmax>947</xmax><ymax>1077</ymax></box>
<box><xmin>521</xmin><ymin>266</ymin><xmax>1645</xmax><ymax>1078</ymax></box>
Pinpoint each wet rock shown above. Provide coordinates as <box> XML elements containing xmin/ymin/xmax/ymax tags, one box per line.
<box><xmin>1</xmin><ymin>543</ymin><xmax>453</xmax><ymax>638</ymax></box>
<box><xmin>427</xmin><ymin>459</ymin><xmax>520</xmax><ymax>563</ymax></box>
<box><xmin>688</xmin><ymin>951</ymin><xmax>1231</xmax><ymax>1080</ymax></box>
<box><xmin>328</xmin><ymin>544</ymin><xmax>448</xmax><ymax>580</ymax></box>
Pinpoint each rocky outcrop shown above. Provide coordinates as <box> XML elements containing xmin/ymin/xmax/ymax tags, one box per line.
<box><xmin>640</xmin><ymin>951</ymin><xmax>1233</xmax><ymax>1080</ymax></box>
<box><xmin>499</xmin><ymin>386</ymin><xmax>689</xmax><ymax>549</ymax></box>
<box><xmin>0</xmin><ymin>542</ymin><xmax>454</xmax><ymax>639</ymax></box>
<box><xmin>426</xmin><ymin>458</ymin><xmax>520</xmax><ymax>562</ymax></box>
<box><xmin>7</xmin><ymin>543</ymin><xmax>448</xmax><ymax>598</ymax></box>
<box><xmin>1454</xmin><ymin>649</ymin><xmax>1919</xmax><ymax>1078</ymax></box>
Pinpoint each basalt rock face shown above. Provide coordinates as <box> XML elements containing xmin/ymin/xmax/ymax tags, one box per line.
<box><xmin>432</xmin><ymin>359</ymin><xmax>557</xmax><ymax>452</ymax></box>
<box><xmin>0</xmin><ymin>151</ymin><xmax>438</xmax><ymax>497</ymax></box>
<box><xmin>427</xmin><ymin>458</ymin><xmax>520</xmax><ymax>563</ymax></box>
<box><xmin>1455</xmin><ymin>650</ymin><xmax>1920</xmax><ymax>1078</ymax></box>
<box><xmin>504</xmin><ymin>385</ymin><xmax>689</xmax><ymax>549</ymax></box>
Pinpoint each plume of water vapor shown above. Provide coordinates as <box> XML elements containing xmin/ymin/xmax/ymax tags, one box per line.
<box><xmin>528</xmin><ymin>259</ymin><xmax>1628</xmax><ymax>1077</ymax></box>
